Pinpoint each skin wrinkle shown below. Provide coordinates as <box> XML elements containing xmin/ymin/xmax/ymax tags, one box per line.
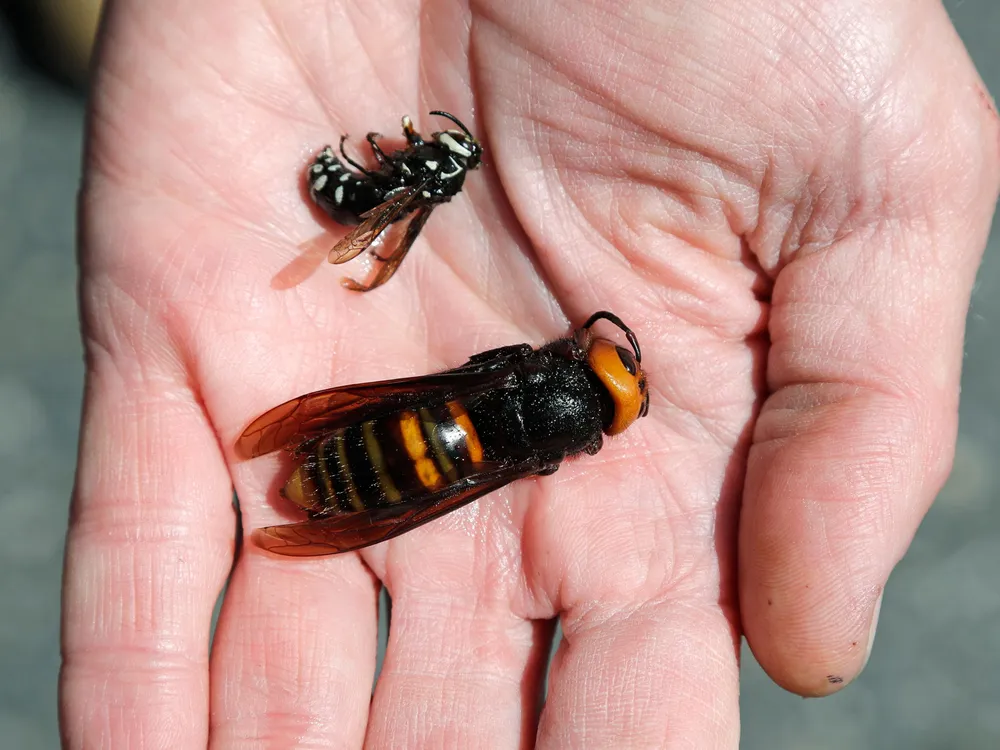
<box><xmin>88</xmin><ymin>157</ymin><xmax>276</xmax><ymax>262</ymax></box>
<box><xmin>135</xmin><ymin>88</ymin><xmax>286</xmax><ymax>226</ymax></box>
<box><xmin>768</xmin><ymin>247</ymin><xmax>948</xmax><ymax>391</ymax></box>
<box><xmin>607</xmin><ymin>236</ymin><xmax>763</xmax><ymax>341</ymax></box>
<box><xmin>546</xmin><ymin>461</ymin><xmax>715</xmax><ymax>609</ymax></box>
<box><xmin>409</xmin><ymin>214</ymin><xmax>538</xmax><ymax>331</ymax></box>
<box><xmin>166</xmin><ymin>134</ymin><xmax>283</xmax><ymax>227</ymax></box>
<box><xmin>83</xmin><ymin>75</ymin><xmax>143</xmax><ymax>191</ymax></box>
<box><xmin>81</xmin><ymin>252</ymin><xmax>164</xmax><ymax>351</ymax></box>
<box><xmin>771</xmin><ymin>304</ymin><xmax>940</xmax><ymax>401</ymax></box>
<box><xmin>94</xmin><ymin>23</ymin><xmax>335</xmax><ymax>230</ymax></box>
<box><xmin>416</xmin><ymin>0</ymin><xmax>472</xmax><ymax>100</ymax></box>
<box><xmin>556</xmin><ymin>178</ymin><xmax>764</xmax><ymax>370</ymax></box>
<box><xmin>346</xmin><ymin>0</ymin><xmax>420</xmax><ymax>108</ymax></box>
<box><xmin>258</xmin><ymin>0</ymin><xmax>350</xmax><ymax>128</ymax></box>
<box><xmin>546</xmin><ymin>600</ymin><xmax>735</xmax><ymax>745</ymax></box>
<box><xmin>76</xmin><ymin>383</ymin><xmax>220</xmax><ymax>512</ymax></box>
<box><xmin>738</xmin><ymin>10</ymin><xmax>918</xmax><ymax>267</ymax></box>
<box><xmin>477</xmin><ymin>9</ymin><xmax>760</xmax><ymax>196</ymax></box>
<box><xmin>749</xmin><ymin>390</ymin><xmax>938</xmax><ymax>543</ymax></box>
<box><xmin>65</xmin><ymin>644</ymin><xmax>208</xmax><ymax>674</ymax></box>
<box><xmin>476</xmin><ymin>16</ymin><xmax>774</xmax><ymax>359</ymax></box>
<box><xmin>763</xmin><ymin>9</ymin><xmax>978</xmax><ymax>270</ymax></box>
<box><xmin>368</xmin><ymin>590</ymin><xmax>537</xmax><ymax>746</ymax></box>
<box><xmin>437</xmin><ymin>120</ymin><xmax>561</xmax><ymax>320</ymax></box>
<box><xmin>83</xmin><ymin>279</ymin><xmax>236</xmax><ymax>471</ymax></box>
<box><xmin>209</xmin><ymin>561</ymin><xmax>378</xmax><ymax>743</ymax></box>
<box><xmin>178</xmin><ymin>12</ymin><xmax>335</xmax><ymax>132</ymax></box>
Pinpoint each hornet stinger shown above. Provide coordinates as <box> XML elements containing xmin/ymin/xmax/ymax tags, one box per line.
<box><xmin>237</xmin><ymin>312</ymin><xmax>651</xmax><ymax>556</ymax></box>
<box><xmin>305</xmin><ymin>110</ymin><xmax>482</xmax><ymax>291</ymax></box>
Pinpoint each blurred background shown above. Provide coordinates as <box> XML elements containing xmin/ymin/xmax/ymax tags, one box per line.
<box><xmin>0</xmin><ymin>1</ymin><xmax>996</xmax><ymax>747</ymax></box>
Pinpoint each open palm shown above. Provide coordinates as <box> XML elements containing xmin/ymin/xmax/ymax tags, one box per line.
<box><xmin>61</xmin><ymin>0</ymin><xmax>999</xmax><ymax>747</ymax></box>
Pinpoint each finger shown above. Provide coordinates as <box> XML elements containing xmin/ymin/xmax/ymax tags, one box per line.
<box><xmin>739</xmin><ymin>247</ymin><xmax>984</xmax><ymax>694</ymax></box>
<box><xmin>209</xmin><ymin>547</ymin><xmax>379</xmax><ymax>748</ymax></box>
<box><xmin>60</xmin><ymin>355</ymin><xmax>235</xmax><ymax>747</ymax></box>
<box><xmin>740</xmin><ymin>17</ymin><xmax>1000</xmax><ymax>694</ymax></box>
<box><xmin>539</xmin><ymin>601</ymin><xmax>740</xmax><ymax>748</ymax></box>
<box><xmin>364</xmin><ymin>540</ymin><xmax>552</xmax><ymax>748</ymax></box>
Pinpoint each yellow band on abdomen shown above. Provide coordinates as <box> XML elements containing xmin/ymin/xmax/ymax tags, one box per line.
<box><xmin>399</xmin><ymin>410</ymin><xmax>444</xmax><ymax>490</ymax></box>
<box><xmin>447</xmin><ymin>401</ymin><xmax>484</xmax><ymax>464</ymax></box>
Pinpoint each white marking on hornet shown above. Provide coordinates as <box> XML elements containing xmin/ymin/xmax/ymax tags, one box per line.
<box><xmin>339</xmin><ymin>172</ymin><xmax>351</xmax><ymax>182</ymax></box>
<box><xmin>425</xmin><ymin>160</ymin><xmax>439</xmax><ymax>170</ymax></box>
<box><xmin>334</xmin><ymin>185</ymin><xmax>344</xmax><ymax>204</ymax></box>
<box><xmin>438</xmin><ymin>132</ymin><xmax>472</xmax><ymax>158</ymax></box>
<box><xmin>312</xmin><ymin>174</ymin><xmax>328</xmax><ymax>191</ymax></box>
<box><xmin>439</xmin><ymin>158</ymin><xmax>463</xmax><ymax>179</ymax></box>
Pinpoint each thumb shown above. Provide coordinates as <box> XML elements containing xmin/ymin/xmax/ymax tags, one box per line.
<box><xmin>739</xmin><ymin>31</ymin><xmax>1000</xmax><ymax>695</ymax></box>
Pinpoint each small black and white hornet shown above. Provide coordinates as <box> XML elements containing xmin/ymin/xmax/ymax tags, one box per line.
<box><xmin>306</xmin><ymin>111</ymin><xmax>483</xmax><ymax>291</ymax></box>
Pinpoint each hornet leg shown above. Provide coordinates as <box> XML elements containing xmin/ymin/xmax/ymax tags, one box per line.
<box><xmin>365</xmin><ymin>132</ymin><xmax>389</xmax><ymax>166</ymax></box>
<box><xmin>339</xmin><ymin>134</ymin><xmax>375</xmax><ymax>176</ymax></box>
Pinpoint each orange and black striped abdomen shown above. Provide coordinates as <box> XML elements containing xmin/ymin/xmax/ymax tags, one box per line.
<box><xmin>281</xmin><ymin>399</ymin><xmax>487</xmax><ymax>514</ymax></box>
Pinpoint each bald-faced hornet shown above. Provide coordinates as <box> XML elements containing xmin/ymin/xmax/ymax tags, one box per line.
<box><xmin>306</xmin><ymin>111</ymin><xmax>483</xmax><ymax>291</ymax></box>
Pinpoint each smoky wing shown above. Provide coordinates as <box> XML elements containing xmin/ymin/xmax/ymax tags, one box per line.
<box><xmin>251</xmin><ymin>461</ymin><xmax>543</xmax><ymax>556</ymax></box>
<box><xmin>341</xmin><ymin>205</ymin><xmax>432</xmax><ymax>292</ymax></box>
<box><xmin>236</xmin><ymin>365</ymin><xmax>517</xmax><ymax>459</ymax></box>
<box><xmin>328</xmin><ymin>181</ymin><xmax>430</xmax><ymax>264</ymax></box>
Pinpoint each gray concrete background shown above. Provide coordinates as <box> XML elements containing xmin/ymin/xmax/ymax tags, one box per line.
<box><xmin>0</xmin><ymin>2</ymin><xmax>996</xmax><ymax>747</ymax></box>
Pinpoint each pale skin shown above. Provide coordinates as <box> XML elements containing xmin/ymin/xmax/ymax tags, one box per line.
<box><xmin>60</xmin><ymin>0</ymin><xmax>999</xmax><ymax>747</ymax></box>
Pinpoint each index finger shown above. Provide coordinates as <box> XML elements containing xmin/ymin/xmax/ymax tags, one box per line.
<box><xmin>60</xmin><ymin>346</ymin><xmax>235</xmax><ymax>747</ymax></box>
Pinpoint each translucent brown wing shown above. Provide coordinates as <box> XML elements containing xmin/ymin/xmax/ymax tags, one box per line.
<box><xmin>236</xmin><ymin>363</ymin><xmax>520</xmax><ymax>460</ymax></box>
<box><xmin>341</xmin><ymin>205</ymin><xmax>432</xmax><ymax>292</ymax></box>
<box><xmin>328</xmin><ymin>181</ymin><xmax>430</xmax><ymax>264</ymax></box>
<box><xmin>251</xmin><ymin>460</ymin><xmax>544</xmax><ymax>556</ymax></box>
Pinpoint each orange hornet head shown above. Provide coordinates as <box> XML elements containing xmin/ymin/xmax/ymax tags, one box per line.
<box><xmin>577</xmin><ymin>311</ymin><xmax>650</xmax><ymax>435</ymax></box>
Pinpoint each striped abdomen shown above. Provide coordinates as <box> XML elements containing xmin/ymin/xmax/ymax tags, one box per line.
<box><xmin>307</xmin><ymin>146</ymin><xmax>389</xmax><ymax>225</ymax></box>
<box><xmin>283</xmin><ymin>400</ymin><xmax>485</xmax><ymax>515</ymax></box>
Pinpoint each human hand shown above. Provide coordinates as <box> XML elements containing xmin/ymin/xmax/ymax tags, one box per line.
<box><xmin>61</xmin><ymin>0</ymin><xmax>999</xmax><ymax>746</ymax></box>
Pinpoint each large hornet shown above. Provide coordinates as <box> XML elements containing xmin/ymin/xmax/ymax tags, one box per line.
<box><xmin>237</xmin><ymin>312</ymin><xmax>651</xmax><ymax>556</ymax></box>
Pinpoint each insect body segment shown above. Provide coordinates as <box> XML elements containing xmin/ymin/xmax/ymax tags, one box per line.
<box><xmin>238</xmin><ymin>311</ymin><xmax>650</xmax><ymax>556</ymax></box>
<box><xmin>306</xmin><ymin>110</ymin><xmax>483</xmax><ymax>291</ymax></box>
<box><xmin>307</xmin><ymin>145</ymin><xmax>386</xmax><ymax>226</ymax></box>
<box><xmin>283</xmin><ymin>399</ymin><xmax>487</xmax><ymax>516</ymax></box>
